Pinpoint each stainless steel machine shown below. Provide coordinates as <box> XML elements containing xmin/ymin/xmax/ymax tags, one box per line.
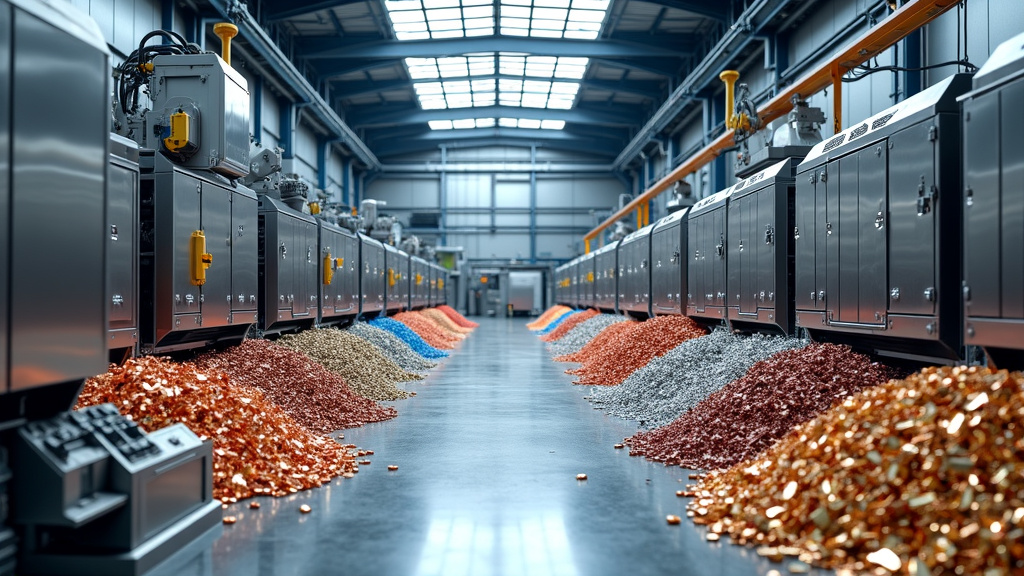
<box><xmin>649</xmin><ymin>209</ymin><xmax>688</xmax><ymax>316</ymax></box>
<box><xmin>592</xmin><ymin>241</ymin><xmax>619</xmax><ymax>313</ymax></box>
<box><xmin>125</xmin><ymin>28</ymin><xmax>260</xmax><ymax>352</ymax></box>
<box><xmin>506</xmin><ymin>271</ymin><xmax>544</xmax><ymax>315</ymax></box>
<box><xmin>577</xmin><ymin>251</ymin><xmax>596</xmax><ymax>309</ymax></box>
<box><xmin>686</xmin><ymin>189</ymin><xmax>732</xmax><ymax>323</ymax></box>
<box><xmin>960</xmin><ymin>31</ymin><xmax>1024</xmax><ymax>366</ymax></box>
<box><xmin>726</xmin><ymin>158</ymin><xmax>797</xmax><ymax>334</ymax></box>
<box><xmin>618</xmin><ymin>224</ymin><xmax>654</xmax><ymax>317</ymax></box>
<box><xmin>796</xmin><ymin>73</ymin><xmax>970</xmax><ymax>360</ymax></box>
<box><xmin>317</xmin><ymin>220</ymin><xmax>360</xmax><ymax>325</ymax></box>
<box><xmin>359</xmin><ymin>233</ymin><xmax>386</xmax><ymax>318</ymax></box>
<box><xmin>258</xmin><ymin>196</ymin><xmax>319</xmax><ymax>335</ymax></box>
<box><xmin>384</xmin><ymin>244</ymin><xmax>410</xmax><ymax>313</ymax></box>
<box><xmin>409</xmin><ymin>256</ymin><xmax>431</xmax><ymax>310</ymax></box>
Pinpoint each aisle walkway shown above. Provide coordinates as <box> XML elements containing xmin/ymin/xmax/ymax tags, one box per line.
<box><xmin>150</xmin><ymin>317</ymin><xmax>825</xmax><ymax>576</ymax></box>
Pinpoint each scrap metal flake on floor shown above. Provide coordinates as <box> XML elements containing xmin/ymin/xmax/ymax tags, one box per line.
<box><xmin>147</xmin><ymin>317</ymin><xmax>829</xmax><ymax>576</ymax></box>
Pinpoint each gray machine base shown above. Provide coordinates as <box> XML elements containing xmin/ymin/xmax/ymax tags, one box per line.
<box><xmin>19</xmin><ymin>500</ymin><xmax>222</xmax><ymax>576</ymax></box>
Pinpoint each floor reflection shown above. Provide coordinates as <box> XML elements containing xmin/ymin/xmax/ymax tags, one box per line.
<box><xmin>416</xmin><ymin>512</ymin><xmax>576</xmax><ymax>576</ymax></box>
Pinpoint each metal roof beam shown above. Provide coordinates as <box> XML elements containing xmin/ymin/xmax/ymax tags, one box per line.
<box><xmin>590</xmin><ymin>56</ymin><xmax>682</xmax><ymax>77</ymax></box>
<box><xmin>348</xmin><ymin>104</ymin><xmax>643</xmax><ymax>128</ymax></box>
<box><xmin>372</xmin><ymin>131</ymin><xmax>622</xmax><ymax>159</ymax></box>
<box><xmin>265</xmin><ymin>0</ymin><xmax>367</xmax><ymax>22</ymax></box>
<box><xmin>299</xmin><ymin>35</ymin><xmax>692</xmax><ymax>59</ymax></box>
<box><xmin>634</xmin><ymin>0</ymin><xmax>730</xmax><ymax>22</ymax></box>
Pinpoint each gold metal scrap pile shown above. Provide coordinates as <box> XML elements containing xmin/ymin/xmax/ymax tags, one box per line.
<box><xmin>688</xmin><ymin>365</ymin><xmax>1024</xmax><ymax>575</ymax></box>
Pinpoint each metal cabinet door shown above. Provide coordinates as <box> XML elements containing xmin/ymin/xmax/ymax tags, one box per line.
<box><xmin>200</xmin><ymin>182</ymin><xmax>232</xmax><ymax>328</ymax></box>
<box><xmin>687</xmin><ymin>216</ymin><xmax>703</xmax><ymax>312</ymax></box>
<box><xmin>795</xmin><ymin>172</ymin><xmax>818</xmax><ymax>311</ymax></box>
<box><xmin>296</xmin><ymin>222</ymin><xmax>317</xmax><ymax>317</ymax></box>
<box><xmin>1002</xmin><ymin>79</ymin><xmax>1024</xmax><ymax>319</ymax></box>
<box><xmin>172</xmin><ymin>172</ymin><xmax>202</xmax><ymax>316</ymax></box>
<box><xmin>962</xmin><ymin>95</ymin><xmax>1001</xmax><ymax>318</ymax></box>
<box><xmin>277</xmin><ymin>218</ymin><xmax>295</xmax><ymax>318</ymax></box>
<box><xmin>712</xmin><ymin>209</ymin><xmax>728</xmax><ymax>309</ymax></box>
<box><xmin>857</xmin><ymin>144</ymin><xmax>888</xmax><ymax>324</ymax></box>
<box><xmin>727</xmin><ymin>196</ymin><xmax>747</xmax><ymax>313</ymax></box>
<box><xmin>836</xmin><ymin>156</ymin><xmax>858</xmax><ymax>323</ymax></box>
<box><xmin>757</xmin><ymin>187</ymin><xmax>777</xmax><ymax>313</ymax></box>
<box><xmin>888</xmin><ymin>125</ymin><xmax>937</xmax><ymax>316</ymax></box>
<box><xmin>108</xmin><ymin>163</ymin><xmax>137</xmax><ymax>325</ymax></box>
<box><xmin>825</xmin><ymin>161</ymin><xmax>843</xmax><ymax>321</ymax></box>
<box><xmin>231</xmin><ymin>192</ymin><xmax>258</xmax><ymax>313</ymax></box>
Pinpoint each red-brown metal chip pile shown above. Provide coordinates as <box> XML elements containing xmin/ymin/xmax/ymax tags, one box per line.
<box><xmin>421</xmin><ymin>308</ymin><xmax>474</xmax><ymax>335</ymax></box>
<box><xmin>553</xmin><ymin>319</ymin><xmax>635</xmax><ymax>363</ymax></box>
<box><xmin>528</xmin><ymin>305</ymin><xmax>572</xmax><ymax>331</ymax></box>
<box><xmin>565</xmin><ymin>315</ymin><xmax>707</xmax><ymax>386</ymax></box>
<box><xmin>688</xmin><ymin>365</ymin><xmax>1024</xmax><ymax>575</ymax></box>
<box><xmin>76</xmin><ymin>356</ymin><xmax>355</xmax><ymax>501</ymax></box>
<box><xmin>437</xmin><ymin>304</ymin><xmax>478</xmax><ymax>328</ymax></box>
<box><xmin>626</xmin><ymin>343</ymin><xmax>901</xmax><ymax>470</ymax></box>
<box><xmin>195</xmin><ymin>339</ymin><xmax>397</xmax><ymax>434</ymax></box>
<box><xmin>540</xmin><ymin>308</ymin><xmax>599</xmax><ymax>342</ymax></box>
<box><xmin>393</xmin><ymin>311</ymin><xmax>461</xmax><ymax>349</ymax></box>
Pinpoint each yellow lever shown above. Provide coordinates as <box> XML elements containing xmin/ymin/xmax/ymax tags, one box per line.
<box><xmin>388</xmin><ymin>268</ymin><xmax>396</xmax><ymax>287</ymax></box>
<box><xmin>323</xmin><ymin>253</ymin><xmax>334</xmax><ymax>285</ymax></box>
<box><xmin>190</xmin><ymin>230</ymin><xmax>213</xmax><ymax>286</ymax></box>
<box><xmin>415</xmin><ymin>273</ymin><xmax>423</xmax><ymax>286</ymax></box>
<box><xmin>213</xmin><ymin>22</ymin><xmax>238</xmax><ymax>66</ymax></box>
<box><xmin>719</xmin><ymin>70</ymin><xmax>751</xmax><ymax>132</ymax></box>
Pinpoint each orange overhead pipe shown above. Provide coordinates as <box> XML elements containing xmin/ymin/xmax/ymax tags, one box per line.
<box><xmin>583</xmin><ymin>0</ymin><xmax>959</xmax><ymax>251</ymax></box>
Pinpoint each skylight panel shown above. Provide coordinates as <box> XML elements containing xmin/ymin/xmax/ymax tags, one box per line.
<box><xmin>428</xmin><ymin>117</ymin><xmax>564</xmax><ymax>130</ymax></box>
<box><xmin>496</xmin><ymin>0</ymin><xmax>607</xmax><ymax>38</ymax></box>
<box><xmin>386</xmin><ymin>0</ymin><xmax>495</xmax><ymax>40</ymax></box>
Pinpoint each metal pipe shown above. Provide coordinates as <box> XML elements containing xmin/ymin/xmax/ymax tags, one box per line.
<box><xmin>585</xmin><ymin>0</ymin><xmax>960</xmax><ymax>249</ymax></box>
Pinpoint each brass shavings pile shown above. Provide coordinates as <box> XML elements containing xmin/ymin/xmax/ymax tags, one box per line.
<box><xmin>688</xmin><ymin>365</ymin><xmax>1024</xmax><ymax>576</ymax></box>
<box><xmin>77</xmin><ymin>356</ymin><xmax>357</xmax><ymax>501</ymax></box>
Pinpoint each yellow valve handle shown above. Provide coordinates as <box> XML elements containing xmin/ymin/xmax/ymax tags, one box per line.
<box><xmin>388</xmin><ymin>268</ymin><xmax>396</xmax><ymax>287</ymax></box>
<box><xmin>438</xmin><ymin>279</ymin><xmax>445</xmax><ymax>290</ymax></box>
<box><xmin>586</xmin><ymin>271</ymin><xmax>594</xmax><ymax>283</ymax></box>
<box><xmin>335</xmin><ymin>257</ymin><xmax>344</xmax><ymax>268</ymax></box>
<box><xmin>309</xmin><ymin>202</ymin><xmax>321</xmax><ymax>215</ymax></box>
<box><xmin>164</xmin><ymin>111</ymin><xmax>191</xmax><ymax>153</ymax></box>
<box><xmin>213</xmin><ymin>22</ymin><xmax>238</xmax><ymax>66</ymax></box>
<box><xmin>323</xmin><ymin>253</ymin><xmax>334</xmax><ymax>285</ymax></box>
<box><xmin>415</xmin><ymin>273</ymin><xmax>423</xmax><ymax>285</ymax></box>
<box><xmin>190</xmin><ymin>230</ymin><xmax>212</xmax><ymax>286</ymax></box>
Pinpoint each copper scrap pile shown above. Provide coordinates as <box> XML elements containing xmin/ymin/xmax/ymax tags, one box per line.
<box><xmin>688</xmin><ymin>365</ymin><xmax>1024</xmax><ymax>575</ymax></box>
<box><xmin>77</xmin><ymin>356</ymin><xmax>355</xmax><ymax>501</ymax></box>
<box><xmin>564</xmin><ymin>315</ymin><xmax>707</xmax><ymax>386</ymax></box>
<box><xmin>437</xmin><ymin>304</ymin><xmax>479</xmax><ymax>328</ymax></box>
<box><xmin>393</xmin><ymin>311</ymin><xmax>462</xmax><ymax>349</ymax></box>
<box><xmin>195</xmin><ymin>339</ymin><xmax>397</xmax><ymax>434</ymax></box>
<box><xmin>527</xmin><ymin>305</ymin><xmax>572</xmax><ymax>331</ymax></box>
<box><xmin>627</xmin><ymin>343</ymin><xmax>901</xmax><ymax>470</ymax></box>
<box><xmin>540</xmin><ymin>308</ymin><xmax>599</xmax><ymax>342</ymax></box>
<box><xmin>420</xmin><ymin>308</ymin><xmax>474</xmax><ymax>335</ymax></box>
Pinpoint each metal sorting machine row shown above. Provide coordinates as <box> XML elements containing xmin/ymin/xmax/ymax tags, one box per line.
<box><xmin>795</xmin><ymin>73</ymin><xmax>971</xmax><ymax>359</ymax></box>
<box><xmin>592</xmin><ymin>240</ymin><xmax>619</xmax><ymax>312</ymax></box>
<box><xmin>960</xmin><ymin>31</ymin><xmax>1024</xmax><ymax>360</ymax></box>
<box><xmin>618</xmin><ymin>224</ymin><xmax>654</xmax><ymax>317</ymax></box>
<box><xmin>650</xmin><ymin>208</ymin><xmax>688</xmax><ymax>316</ymax></box>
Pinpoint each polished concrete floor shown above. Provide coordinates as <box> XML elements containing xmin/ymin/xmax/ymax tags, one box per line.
<box><xmin>148</xmin><ymin>317</ymin><xmax>828</xmax><ymax>576</ymax></box>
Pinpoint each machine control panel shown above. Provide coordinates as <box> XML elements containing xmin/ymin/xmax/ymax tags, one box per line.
<box><xmin>24</xmin><ymin>404</ymin><xmax>160</xmax><ymax>465</ymax></box>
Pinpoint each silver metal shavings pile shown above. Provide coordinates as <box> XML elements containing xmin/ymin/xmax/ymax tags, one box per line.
<box><xmin>587</xmin><ymin>329</ymin><xmax>805</xmax><ymax>428</ymax></box>
<box><xmin>347</xmin><ymin>322</ymin><xmax>437</xmax><ymax>374</ymax></box>
<box><xmin>547</xmin><ymin>314</ymin><xmax>630</xmax><ymax>357</ymax></box>
<box><xmin>277</xmin><ymin>328</ymin><xmax>421</xmax><ymax>401</ymax></box>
